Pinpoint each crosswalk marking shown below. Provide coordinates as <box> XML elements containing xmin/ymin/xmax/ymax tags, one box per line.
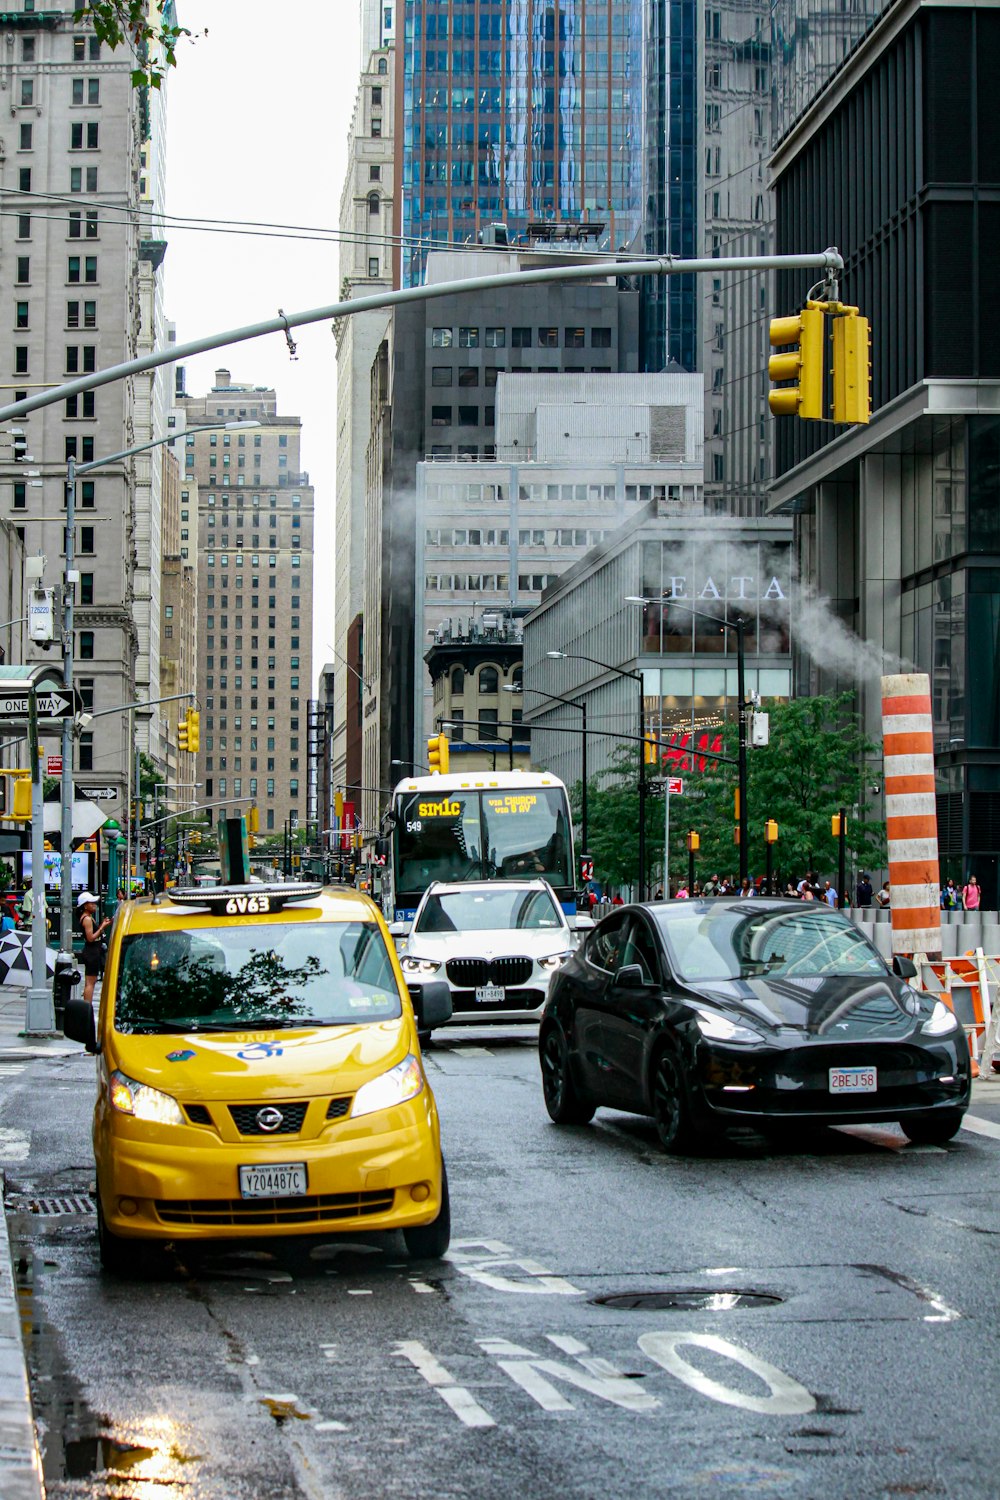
<box><xmin>960</xmin><ymin>1112</ymin><xmax>1000</xmax><ymax>1142</ymax></box>
<box><xmin>394</xmin><ymin>1340</ymin><xmax>496</xmax><ymax>1429</ymax></box>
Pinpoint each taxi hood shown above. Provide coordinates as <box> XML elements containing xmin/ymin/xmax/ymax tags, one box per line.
<box><xmin>107</xmin><ymin>1017</ymin><xmax>413</xmax><ymax>1101</ymax></box>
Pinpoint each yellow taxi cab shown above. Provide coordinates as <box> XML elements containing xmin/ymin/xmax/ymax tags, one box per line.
<box><xmin>62</xmin><ymin>881</ymin><xmax>453</xmax><ymax>1273</ymax></box>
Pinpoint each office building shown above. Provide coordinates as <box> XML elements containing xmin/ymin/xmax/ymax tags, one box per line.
<box><xmin>178</xmin><ymin>370</ymin><xmax>315</xmax><ymax>837</ymax></box>
<box><xmin>767</xmin><ymin>0</ymin><xmax>1000</xmax><ymax>897</ymax></box>
<box><xmin>158</xmin><ymin>442</ymin><xmax>197</xmax><ymax>805</ymax></box>
<box><xmin>332</xmin><ymin>34</ymin><xmax>396</xmax><ymax>801</ymax></box>
<box><xmin>0</xmin><ymin>9</ymin><xmax>168</xmax><ymax>811</ymax></box>
<box><xmin>394</xmin><ymin>0</ymin><xmax>645</xmax><ymax>286</ymax></box>
<box><xmin>424</xmin><ymin>612</ymin><xmax>530</xmax><ymax>772</ymax></box>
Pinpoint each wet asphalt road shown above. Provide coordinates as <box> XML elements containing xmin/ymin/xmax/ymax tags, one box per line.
<box><xmin>3</xmin><ymin>1031</ymin><xmax>1000</xmax><ymax>1500</ymax></box>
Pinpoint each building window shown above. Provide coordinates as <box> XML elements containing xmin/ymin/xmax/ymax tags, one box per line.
<box><xmin>79</xmin><ymin>526</ymin><xmax>95</xmax><ymax>554</ymax></box>
<box><xmin>13</xmin><ymin>484</ymin><xmax>26</xmax><ymax>511</ymax></box>
<box><xmin>371</xmin><ymin>118</ymin><xmax>382</xmax><ymax>137</ymax></box>
<box><xmin>367</xmin><ymin>191</ymin><xmax>380</xmax><ymax>215</ymax></box>
<box><xmin>431</xmin><ymin>327</ymin><xmax>453</xmax><ymax>348</ymax></box>
<box><xmin>19</xmin><ymin>124</ymin><xmax>32</xmax><ymax>151</ymax></box>
<box><xmin>20</xmin><ymin>79</ymin><xmax>33</xmax><ymax>106</ymax></box>
<box><xmin>479</xmin><ymin>666</ymin><xmax>499</xmax><ymax>694</ymax></box>
<box><xmin>477</xmin><ymin>709</ymin><xmax>498</xmax><ymax>741</ymax></box>
<box><xmin>538</xmin><ymin>327</ymin><xmax>558</xmax><ymax>348</ymax></box>
<box><xmin>14</xmin><ymin>348</ymin><xmax>28</xmax><ymax>375</ymax></box>
<box><xmin>458</xmin><ymin>406</ymin><xmax>478</xmax><ymax>426</ymax></box>
<box><xmin>564</xmin><ymin>327</ymin><xmax>585</xmax><ymax>348</ymax></box>
<box><xmin>16</xmin><ymin>258</ymin><xmax>29</xmax><ymax>285</ymax></box>
<box><xmin>591</xmin><ymin>327</ymin><xmax>612</xmax><ymax>348</ymax></box>
<box><xmin>512</xmin><ymin>326</ymin><xmax>532</xmax><ymax>348</ymax></box>
<box><xmin>79</xmin><ymin>573</ymin><xmax>94</xmax><ymax>605</ymax></box>
<box><xmin>458</xmin><ymin>367</ymin><xmax>479</xmax><ymax>388</ymax></box>
<box><xmin>431</xmin><ymin>406</ymin><xmax>452</xmax><ymax>426</ymax></box>
<box><xmin>78</xmin><ymin>733</ymin><xmax>93</xmax><ymax>771</ymax></box>
<box><xmin>458</xmin><ymin>327</ymin><xmax>479</xmax><ymax>348</ymax></box>
<box><xmin>431</xmin><ymin>366</ymin><xmax>453</xmax><ymax>387</ymax></box>
<box><xmin>18</xmin><ymin>169</ymin><xmax>31</xmax><ymax>193</ymax></box>
<box><xmin>15</xmin><ymin>303</ymin><xmax>29</xmax><ymax>330</ymax></box>
<box><xmin>369</xmin><ymin>164</ymin><xmax>381</xmax><ymax>180</ymax></box>
<box><xmin>78</xmin><ymin>630</ymin><xmax>94</xmax><ymax>659</ymax></box>
<box><xmin>485</xmin><ymin>327</ymin><xmax>505</xmax><ymax>348</ymax></box>
<box><xmin>371</xmin><ymin>86</ymin><xmax>382</xmax><ymax>106</ymax></box>
<box><xmin>368</xmin><ymin>256</ymin><xmax>379</xmax><ymax>277</ymax></box>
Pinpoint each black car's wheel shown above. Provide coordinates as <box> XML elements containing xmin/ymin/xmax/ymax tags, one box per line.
<box><xmin>403</xmin><ymin>1161</ymin><xmax>451</xmax><ymax>1260</ymax></box>
<box><xmin>650</xmin><ymin>1047</ymin><xmax>697</xmax><ymax>1153</ymax></box>
<box><xmin>540</xmin><ymin>1024</ymin><xmax>595</xmax><ymax>1125</ymax></box>
<box><xmin>899</xmin><ymin>1109</ymin><xmax>965</xmax><ymax>1146</ymax></box>
<box><xmin>97</xmin><ymin>1196</ymin><xmax>140</xmax><ymax>1276</ymax></box>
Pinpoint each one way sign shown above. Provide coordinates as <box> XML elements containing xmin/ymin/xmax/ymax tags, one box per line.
<box><xmin>0</xmin><ymin>688</ymin><xmax>76</xmax><ymax>719</ymax></box>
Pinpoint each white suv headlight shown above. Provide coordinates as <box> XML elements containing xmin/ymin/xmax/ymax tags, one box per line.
<box><xmin>921</xmin><ymin>1000</ymin><xmax>960</xmax><ymax>1036</ymax></box>
<box><xmin>695</xmin><ymin>1008</ymin><xmax>764</xmax><ymax>1044</ymax></box>
<box><xmin>401</xmin><ymin>956</ymin><xmax>442</xmax><ymax>976</ymax></box>
<box><xmin>109</xmin><ymin>1069</ymin><xmax>185</xmax><ymax>1126</ymax></box>
<box><xmin>538</xmin><ymin>951</ymin><xmax>573</xmax><ymax>971</ymax></box>
<box><xmin>352</xmin><ymin>1054</ymin><xmax>425</xmax><ymax>1118</ymax></box>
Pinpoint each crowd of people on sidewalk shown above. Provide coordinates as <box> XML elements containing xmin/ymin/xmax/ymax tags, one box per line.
<box><xmin>651</xmin><ymin>869</ymin><xmax>984</xmax><ymax>909</ymax></box>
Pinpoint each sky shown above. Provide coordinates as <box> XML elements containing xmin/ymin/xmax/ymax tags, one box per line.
<box><xmin>163</xmin><ymin>1</ymin><xmax>362</xmax><ymax>687</ymax></box>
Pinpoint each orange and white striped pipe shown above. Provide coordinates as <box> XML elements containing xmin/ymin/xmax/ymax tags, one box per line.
<box><xmin>881</xmin><ymin>673</ymin><xmax>941</xmax><ymax>956</ymax></box>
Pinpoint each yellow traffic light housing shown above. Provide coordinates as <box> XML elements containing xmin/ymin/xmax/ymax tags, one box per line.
<box><xmin>247</xmin><ymin>804</ymin><xmax>259</xmax><ymax>835</ymax></box>
<box><xmin>831</xmin><ymin>813</ymin><xmax>846</xmax><ymax>838</ymax></box>
<box><xmin>686</xmin><ymin>831</ymin><xmax>700</xmax><ymax>852</ymax></box>
<box><xmin>765</xmin><ymin>819</ymin><xmax>779</xmax><ymax>844</ymax></box>
<box><xmin>428</xmin><ymin>733</ymin><xmax>450</xmax><ymax>774</ymax></box>
<box><xmin>177</xmin><ymin>715</ymin><xmax>189</xmax><ymax>753</ymax></box>
<box><xmin>11</xmin><ymin>778</ymin><xmax>32</xmax><ymax>820</ymax></box>
<box><xmin>832</xmin><ymin>308</ymin><xmax>871</xmax><ymax>424</ymax></box>
<box><xmin>643</xmin><ymin>733</ymin><xmax>658</xmax><ymax>766</ymax></box>
<box><xmin>768</xmin><ymin>302</ymin><xmax>825</xmax><ymax>420</ymax></box>
<box><xmin>187</xmin><ymin>710</ymin><xmax>200</xmax><ymax>754</ymax></box>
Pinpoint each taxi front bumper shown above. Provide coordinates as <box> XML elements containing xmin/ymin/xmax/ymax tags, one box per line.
<box><xmin>95</xmin><ymin>1095</ymin><xmax>443</xmax><ymax>1241</ymax></box>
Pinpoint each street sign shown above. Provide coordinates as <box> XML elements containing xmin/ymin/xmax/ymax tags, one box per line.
<box><xmin>649</xmin><ymin>777</ymin><xmax>684</xmax><ymax>796</ymax></box>
<box><xmin>79</xmin><ymin>786</ymin><xmax>118</xmax><ymax>802</ymax></box>
<box><xmin>667</xmin><ymin>777</ymin><xmax>684</xmax><ymax>795</ymax></box>
<box><xmin>0</xmin><ymin>688</ymin><xmax>75</xmax><ymax>719</ymax></box>
<box><xmin>46</xmin><ymin>755</ymin><xmax>63</xmax><ymax>776</ymax></box>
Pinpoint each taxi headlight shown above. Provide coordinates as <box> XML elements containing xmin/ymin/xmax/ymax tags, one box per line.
<box><xmin>352</xmin><ymin>1053</ymin><xmax>425</xmax><ymax>1118</ymax></box>
<box><xmin>695</xmin><ymin>1008</ymin><xmax>764</xmax><ymax>1044</ymax></box>
<box><xmin>109</xmin><ymin>1069</ymin><xmax>185</xmax><ymax>1126</ymax></box>
<box><xmin>401</xmin><ymin>956</ymin><xmax>442</xmax><ymax>976</ymax></box>
<box><xmin>539</xmin><ymin>951</ymin><xmax>573</xmax><ymax>971</ymax></box>
<box><xmin>921</xmin><ymin>1000</ymin><xmax>960</xmax><ymax>1036</ymax></box>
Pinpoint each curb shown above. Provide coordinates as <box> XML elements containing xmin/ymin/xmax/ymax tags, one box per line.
<box><xmin>0</xmin><ymin>1172</ymin><xmax>45</xmax><ymax>1500</ymax></box>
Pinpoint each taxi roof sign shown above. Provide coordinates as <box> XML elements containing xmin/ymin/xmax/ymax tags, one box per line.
<box><xmin>167</xmin><ymin>882</ymin><xmax>324</xmax><ymax>916</ymax></box>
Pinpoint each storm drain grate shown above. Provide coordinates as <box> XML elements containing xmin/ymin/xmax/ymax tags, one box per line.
<box><xmin>25</xmin><ymin>1195</ymin><xmax>96</xmax><ymax>1217</ymax></box>
<box><xmin>591</xmin><ymin>1289</ymin><xmax>782</xmax><ymax>1311</ymax></box>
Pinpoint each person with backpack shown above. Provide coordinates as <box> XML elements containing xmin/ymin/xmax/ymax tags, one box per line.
<box><xmin>962</xmin><ymin>875</ymin><xmax>981</xmax><ymax>911</ymax></box>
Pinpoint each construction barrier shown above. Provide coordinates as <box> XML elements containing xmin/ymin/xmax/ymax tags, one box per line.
<box><xmin>914</xmin><ymin>949</ymin><xmax>998</xmax><ymax>1077</ymax></box>
<box><xmin>881</xmin><ymin>673</ymin><xmax>941</xmax><ymax>955</ymax></box>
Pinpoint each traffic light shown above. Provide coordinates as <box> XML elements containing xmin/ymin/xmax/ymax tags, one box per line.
<box><xmin>643</xmin><ymin>733</ymin><xmax>658</xmax><ymax>766</ymax></box>
<box><xmin>686</xmin><ymin>831</ymin><xmax>700</xmax><ymax>853</ymax></box>
<box><xmin>831</xmin><ymin>812</ymin><xmax>846</xmax><ymax>838</ymax></box>
<box><xmin>768</xmin><ymin>303</ymin><xmax>824</xmax><ymax>420</ymax></box>
<box><xmin>187</xmin><ymin>710</ymin><xmax>200</xmax><ymax>753</ymax></box>
<box><xmin>765</xmin><ymin>819</ymin><xmax>779</xmax><ymax>844</ymax></box>
<box><xmin>831</xmin><ymin>307</ymin><xmax>871</xmax><ymax>424</ymax></box>
<box><xmin>334</xmin><ymin>791</ymin><xmax>344</xmax><ymax>820</ymax></box>
<box><xmin>177</xmin><ymin>714</ymin><xmax>189</xmax><ymax>753</ymax></box>
<box><xmin>11</xmin><ymin>778</ymin><xmax>32</xmax><ymax>820</ymax></box>
<box><xmin>427</xmin><ymin>733</ymin><xmax>450</xmax><ymax>774</ymax></box>
<box><xmin>247</xmin><ymin>804</ymin><xmax>259</xmax><ymax>835</ymax></box>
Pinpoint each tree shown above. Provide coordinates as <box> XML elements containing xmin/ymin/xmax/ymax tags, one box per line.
<box><xmin>570</xmin><ymin>694</ymin><xmax>885</xmax><ymax>894</ymax></box>
<box><xmin>74</xmin><ymin>2</ymin><xmax>191</xmax><ymax>89</ymax></box>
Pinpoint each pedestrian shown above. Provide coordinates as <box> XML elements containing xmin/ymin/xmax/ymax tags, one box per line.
<box><xmin>962</xmin><ymin>875</ymin><xmax>981</xmax><ymax>911</ymax></box>
<box><xmin>691</xmin><ymin>882</ymin><xmax>702</xmax><ymax>898</ymax></box>
<box><xmin>784</xmin><ymin>881</ymin><xmax>799</xmax><ymax>899</ymax></box>
<box><xmin>856</xmin><ymin>872</ymin><xmax>873</xmax><ymax>907</ymax></box>
<box><xmin>654</xmin><ymin>887</ymin><xmax>664</xmax><ymax>901</ymax></box>
<box><xmin>0</xmin><ymin>904</ymin><xmax>14</xmax><ymax>934</ymax></box>
<box><xmin>824</xmin><ymin>880</ymin><xmax>838</xmax><ymax>907</ymax></box>
<box><xmin>940</xmin><ymin>879</ymin><xmax>958</xmax><ymax>910</ymax></box>
<box><xmin>702</xmin><ymin>874</ymin><xmax>719</xmax><ymax>896</ymax></box>
<box><xmin>674</xmin><ymin>882</ymin><xmax>689</xmax><ymax>899</ymax></box>
<box><xmin>739</xmin><ymin>876</ymin><xmax>756</xmax><ymax>898</ymax></box>
<box><xmin>801</xmin><ymin>882</ymin><xmax>815</xmax><ymax>901</ymax></box>
<box><xmin>874</xmin><ymin>881</ymin><xmax>891</xmax><ymax>908</ymax></box>
<box><xmin>77</xmin><ymin>891</ymin><xmax>110</xmax><ymax>1005</ymax></box>
<box><xmin>19</xmin><ymin>877</ymin><xmax>33</xmax><ymax>928</ymax></box>
<box><xmin>611</xmin><ymin>892</ymin><xmax>624</xmax><ymax>907</ymax></box>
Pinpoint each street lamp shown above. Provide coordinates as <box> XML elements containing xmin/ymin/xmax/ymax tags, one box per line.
<box><xmin>56</xmin><ymin>419</ymin><xmax>260</xmax><ymax>943</ymax></box>
<box><xmin>626</xmin><ymin>595</ymin><xmax>750</xmax><ymax>884</ymax></box>
<box><xmin>153</xmin><ymin>781</ymin><xmax>201</xmax><ymax>891</ymax></box>
<box><xmin>506</xmin><ymin>683</ymin><xmax>588</xmax><ymax>858</ymax></box>
<box><xmin>546</xmin><ymin>650</ymin><xmax>647</xmax><ymax>899</ymax></box>
<box><xmin>391</xmin><ymin>759</ymin><xmax>431</xmax><ymax>775</ymax></box>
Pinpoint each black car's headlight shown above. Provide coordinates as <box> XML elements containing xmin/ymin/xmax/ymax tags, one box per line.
<box><xmin>921</xmin><ymin>1000</ymin><xmax>960</xmax><ymax>1036</ymax></box>
<box><xmin>694</xmin><ymin>1008</ymin><xmax>764</xmax><ymax>1044</ymax></box>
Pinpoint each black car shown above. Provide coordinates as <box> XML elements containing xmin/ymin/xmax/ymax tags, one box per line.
<box><xmin>539</xmin><ymin>899</ymin><xmax>971</xmax><ymax>1151</ymax></box>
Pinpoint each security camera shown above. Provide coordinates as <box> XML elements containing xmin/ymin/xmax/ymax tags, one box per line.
<box><xmin>869</xmin><ymin>782</ymin><xmax>881</xmax><ymax>795</ymax></box>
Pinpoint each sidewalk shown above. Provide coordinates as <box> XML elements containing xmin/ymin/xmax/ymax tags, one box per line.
<box><xmin>0</xmin><ymin>991</ymin><xmax>76</xmax><ymax>1058</ymax></box>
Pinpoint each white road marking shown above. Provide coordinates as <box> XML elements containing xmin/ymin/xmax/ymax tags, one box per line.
<box><xmin>639</xmin><ymin>1331</ymin><xmax>815</xmax><ymax>1416</ymax></box>
<box><xmin>448</xmin><ymin>1238</ymin><xmax>581</xmax><ymax>1295</ymax></box>
<box><xmin>394</xmin><ymin>1340</ymin><xmax>496</xmax><ymax>1429</ymax></box>
<box><xmin>451</xmin><ymin>1046</ymin><xmax>493</xmax><ymax>1057</ymax></box>
<box><xmin>347</xmin><ymin>1288</ymin><xmax>372</xmax><ymax>1296</ymax></box>
<box><xmin>545</xmin><ymin>1334</ymin><xmax>588</xmax><ymax>1356</ymax></box>
<box><xmin>409</xmin><ymin>1279</ymin><xmax>435</xmax><ymax>1294</ymax></box>
<box><xmin>314</xmin><ymin>1421</ymin><xmax>349</xmax><ymax>1433</ymax></box>
<box><xmin>488</xmin><ymin>1334</ymin><xmax>659</xmax><ymax>1414</ymax></box>
<box><xmin>961</xmin><ymin>1113</ymin><xmax>1000</xmax><ymax>1142</ymax></box>
<box><xmin>0</xmin><ymin>1127</ymin><xmax>30</xmax><ymax>1161</ymax></box>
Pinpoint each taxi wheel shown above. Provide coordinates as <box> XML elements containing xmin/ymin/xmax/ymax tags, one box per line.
<box><xmin>650</xmin><ymin>1048</ymin><xmax>697</xmax><ymax>1154</ymax></box>
<box><xmin>899</xmin><ymin>1108</ymin><xmax>965</xmax><ymax>1145</ymax></box>
<box><xmin>540</xmin><ymin>1024</ymin><xmax>595</xmax><ymax>1125</ymax></box>
<box><xmin>403</xmin><ymin>1162</ymin><xmax>451</xmax><ymax>1260</ymax></box>
<box><xmin>96</xmin><ymin>1197</ymin><xmax>139</xmax><ymax>1277</ymax></box>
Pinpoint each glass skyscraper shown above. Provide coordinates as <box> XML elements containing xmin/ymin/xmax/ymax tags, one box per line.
<box><xmin>397</xmin><ymin>0</ymin><xmax>645</xmax><ymax>286</ymax></box>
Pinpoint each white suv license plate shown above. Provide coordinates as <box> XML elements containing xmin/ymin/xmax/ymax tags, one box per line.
<box><xmin>475</xmin><ymin>984</ymin><xmax>505</xmax><ymax>1004</ymax></box>
<box><xmin>239</xmin><ymin>1163</ymin><xmax>308</xmax><ymax>1199</ymax></box>
<box><xmin>829</xmin><ymin>1067</ymin><xmax>877</xmax><ymax>1094</ymax></box>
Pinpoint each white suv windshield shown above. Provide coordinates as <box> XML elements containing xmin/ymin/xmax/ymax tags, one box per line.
<box><xmin>114</xmin><ymin>921</ymin><xmax>401</xmax><ymax>1033</ymax></box>
<box><xmin>416</xmin><ymin>887</ymin><xmax>562</xmax><ymax>934</ymax></box>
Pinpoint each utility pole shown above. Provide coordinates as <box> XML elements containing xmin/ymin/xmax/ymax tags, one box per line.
<box><xmin>59</xmin><ymin>458</ymin><xmax>76</xmax><ymax>949</ymax></box>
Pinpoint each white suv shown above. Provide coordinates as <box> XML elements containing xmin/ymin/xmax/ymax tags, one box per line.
<box><xmin>399</xmin><ymin>880</ymin><xmax>575</xmax><ymax>1026</ymax></box>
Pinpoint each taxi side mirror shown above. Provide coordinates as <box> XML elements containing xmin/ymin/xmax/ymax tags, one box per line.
<box><xmin>409</xmin><ymin>979</ymin><xmax>452</xmax><ymax>1031</ymax></box>
<box><xmin>63</xmin><ymin>996</ymin><xmax>98</xmax><ymax>1054</ymax></box>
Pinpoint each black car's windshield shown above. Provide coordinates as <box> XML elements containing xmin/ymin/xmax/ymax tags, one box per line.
<box><xmin>416</xmin><ymin>886</ymin><xmax>563</xmax><ymax>933</ymax></box>
<box><xmin>114</xmin><ymin>921</ymin><xmax>401</xmax><ymax>1034</ymax></box>
<box><xmin>654</xmin><ymin>903</ymin><xmax>887</xmax><ymax>982</ymax></box>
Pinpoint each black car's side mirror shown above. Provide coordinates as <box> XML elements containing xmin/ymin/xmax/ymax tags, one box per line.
<box><xmin>614</xmin><ymin>964</ymin><xmax>648</xmax><ymax>989</ymax></box>
<box><xmin>892</xmin><ymin>954</ymin><xmax>918</xmax><ymax>980</ymax></box>
<box><xmin>63</xmin><ymin>996</ymin><xmax>98</xmax><ymax>1054</ymax></box>
<box><xmin>408</xmin><ymin>979</ymin><xmax>453</xmax><ymax>1031</ymax></box>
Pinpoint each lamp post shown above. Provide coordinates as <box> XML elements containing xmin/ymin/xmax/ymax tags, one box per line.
<box><xmin>153</xmin><ymin>781</ymin><xmax>201</xmax><ymax>890</ymax></box>
<box><xmin>60</xmin><ymin>420</ymin><xmax>259</xmax><ymax>943</ymax></box>
<box><xmin>507</xmin><ymin>683</ymin><xmax>588</xmax><ymax>859</ymax></box>
<box><xmin>546</xmin><ymin>651</ymin><xmax>647</xmax><ymax>899</ymax></box>
<box><xmin>626</xmin><ymin>597</ymin><xmax>750</xmax><ymax>886</ymax></box>
<box><xmin>391</xmin><ymin>759</ymin><xmax>431</xmax><ymax>775</ymax></box>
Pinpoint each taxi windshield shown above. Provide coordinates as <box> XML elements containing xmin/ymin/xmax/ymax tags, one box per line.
<box><xmin>114</xmin><ymin>921</ymin><xmax>401</xmax><ymax>1033</ymax></box>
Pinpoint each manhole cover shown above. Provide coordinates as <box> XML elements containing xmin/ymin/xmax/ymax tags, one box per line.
<box><xmin>591</xmin><ymin>1289</ymin><xmax>783</xmax><ymax>1311</ymax></box>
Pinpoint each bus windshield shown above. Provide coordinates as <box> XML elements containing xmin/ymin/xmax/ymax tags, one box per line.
<box><xmin>394</xmin><ymin>787</ymin><xmax>572</xmax><ymax>895</ymax></box>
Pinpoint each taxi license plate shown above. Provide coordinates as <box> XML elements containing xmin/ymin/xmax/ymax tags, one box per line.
<box><xmin>239</xmin><ymin>1164</ymin><xmax>307</xmax><ymax>1199</ymax></box>
<box><xmin>475</xmin><ymin>984</ymin><xmax>505</xmax><ymax>1004</ymax></box>
<box><xmin>829</xmin><ymin>1067</ymin><xmax>877</xmax><ymax>1094</ymax></box>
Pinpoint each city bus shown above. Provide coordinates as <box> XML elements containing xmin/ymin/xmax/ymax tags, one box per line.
<box><xmin>383</xmin><ymin>770</ymin><xmax>576</xmax><ymax>923</ymax></box>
